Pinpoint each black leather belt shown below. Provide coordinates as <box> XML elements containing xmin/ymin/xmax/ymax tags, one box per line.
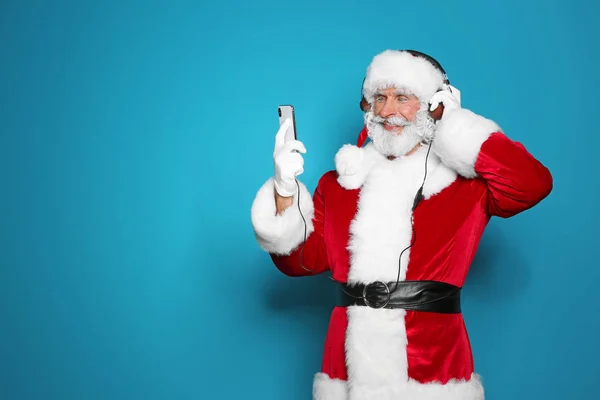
<box><xmin>339</xmin><ymin>280</ymin><xmax>461</xmax><ymax>313</ymax></box>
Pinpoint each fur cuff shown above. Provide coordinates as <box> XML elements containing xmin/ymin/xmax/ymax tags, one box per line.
<box><xmin>250</xmin><ymin>177</ymin><xmax>314</xmax><ymax>255</ymax></box>
<box><xmin>432</xmin><ymin>108</ymin><xmax>501</xmax><ymax>178</ymax></box>
<box><xmin>313</xmin><ymin>373</ymin><xmax>347</xmax><ymax>400</ymax></box>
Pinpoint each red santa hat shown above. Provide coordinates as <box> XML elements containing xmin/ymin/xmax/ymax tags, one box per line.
<box><xmin>357</xmin><ymin>50</ymin><xmax>448</xmax><ymax>147</ymax></box>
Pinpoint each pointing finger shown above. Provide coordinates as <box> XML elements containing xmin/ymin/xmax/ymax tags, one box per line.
<box><xmin>284</xmin><ymin>140</ymin><xmax>307</xmax><ymax>154</ymax></box>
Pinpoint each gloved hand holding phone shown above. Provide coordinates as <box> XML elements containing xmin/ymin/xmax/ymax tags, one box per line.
<box><xmin>273</xmin><ymin>118</ymin><xmax>306</xmax><ymax>199</ymax></box>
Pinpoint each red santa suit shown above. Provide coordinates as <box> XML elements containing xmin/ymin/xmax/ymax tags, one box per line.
<box><xmin>251</xmin><ymin>50</ymin><xmax>553</xmax><ymax>400</ymax></box>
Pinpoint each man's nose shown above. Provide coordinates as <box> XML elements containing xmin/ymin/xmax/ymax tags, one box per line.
<box><xmin>380</xmin><ymin>100</ymin><xmax>396</xmax><ymax>117</ymax></box>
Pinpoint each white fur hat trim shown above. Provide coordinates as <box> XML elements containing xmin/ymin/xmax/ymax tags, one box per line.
<box><xmin>362</xmin><ymin>50</ymin><xmax>446</xmax><ymax>104</ymax></box>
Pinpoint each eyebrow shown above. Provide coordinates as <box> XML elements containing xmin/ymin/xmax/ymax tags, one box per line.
<box><xmin>397</xmin><ymin>92</ymin><xmax>418</xmax><ymax>100</ymax></box>
<box><xmin>374</xmin><ymin>92</ymin><xmax>412</xmax><ymax>99</ymax></box>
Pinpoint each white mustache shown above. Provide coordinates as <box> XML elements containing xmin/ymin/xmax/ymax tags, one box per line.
<box><xmin>370</xmin><ymin>115</ymin><xmax>411</xmax><ymax>127</ymax></box>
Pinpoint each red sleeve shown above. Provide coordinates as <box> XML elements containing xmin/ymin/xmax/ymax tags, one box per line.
<box><xmin>270</xmin><ymin>176</ymin><xmax>330</xmax><ymax>277</ymax></box>
<box><xmin>475</xmin><ymin>132</ymin><xmax>553</xmax><ymax>218</ymax></box>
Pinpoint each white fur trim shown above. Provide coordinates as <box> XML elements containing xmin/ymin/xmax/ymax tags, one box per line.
<box><xmin>432</xmin><ymin>108</ymin><xmax>502</xmax><ymax>178</ymax></box>
<box><xmin>346</xmin><ymin>145</ymin><xmax>454</xmax><ymax>284</ymax></box>
<box><xmin>363</xmin><ymin>50</ymin><xmax>445</xmax><ymax>103</ymax></box>
<box><xmin>250</xmin><ymin>177</ymin><xmax>314</xmax><ymax>255</ymax></box>
<box><xmin>313</xmin><ymin>373</ymin><xmax>347</xmax><ymax>400</ymax></box>
<box><xmin>343</xmin><ymin>146</ymin><xmax>458</xmax><ymax>398</ymax></box>
<box><xmin>347</xmin><ymin>152</ymin><xmax>422</xmax><ymax>284</ymax></box>
<box><xmin>397</xmin><ymin>374</ymin><xmax>485</xmax><ymax>400</ymax></box>
<box><xmin>335</xmin><ymin>143</ymin><xmax>384</xmax><ymax>190</ymax></box>
<box><xmin>346</xmin><ymin>306</ymin><xmax>409</xmax><ymax>397</ymax></box>
<box><xmin>350</xmin><ymin>371</ymin><xmax>484</xmax><ymax>399</ymax></box>
<box><xmin>422</xmin><ymin>154</ymin><xmax>458</xmax><ymax>199</ymax></box>
<box><xmin>313</xmin><ymin>368</ymin><xmax>484</xmax><ymax>400</ymax></box>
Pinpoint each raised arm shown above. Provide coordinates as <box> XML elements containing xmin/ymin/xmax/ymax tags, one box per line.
<box><xmin>250</xmin><ymin>119</ymin><xmax>330</xmax><ymax>276</ymax></box>
<box><xmin>431</xmin><ymin>96</ymin><xmax>552</xmax><ymax>218</ymax></box>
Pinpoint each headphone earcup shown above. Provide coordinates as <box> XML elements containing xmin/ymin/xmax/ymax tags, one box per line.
<box><xmin>360</xmin><ymin>96</ymin><xmax>370</xmax><ymax>112</ymax></box>
<box><xmin>429</xmin><ymin>102</ymin><xmax>444</xmax><ymax>121</ymax></box>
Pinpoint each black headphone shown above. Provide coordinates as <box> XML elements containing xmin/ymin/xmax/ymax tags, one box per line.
<box><xmin>359</xmin><ymin>49</ymin><xmax>450</xmax><ymax>119</ymax></box>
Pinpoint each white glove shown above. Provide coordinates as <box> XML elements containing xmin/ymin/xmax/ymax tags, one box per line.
<box><xmin>273</xmin><ymin>118</ymin><xmax>306</xmax><ymax>197</ymax></box>
<box><xmin>429</xmin><ymin>84</ymin><xmax>461</xmax><ymax>117</ymax></box>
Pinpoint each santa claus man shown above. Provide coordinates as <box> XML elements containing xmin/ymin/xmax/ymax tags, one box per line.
<box><xmin>250</xmin><ymin>49</ymin><xmax>553</xmax><ymax>400</ymax></box>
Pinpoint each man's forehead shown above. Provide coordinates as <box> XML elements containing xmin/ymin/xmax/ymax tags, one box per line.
<box><xmin>375</xmin><ymin>87</ymin><xmax>417</xmax><ymax>97</ymax></box>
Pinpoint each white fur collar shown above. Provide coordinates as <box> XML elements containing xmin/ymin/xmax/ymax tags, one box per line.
<box><xmin>335</xmin><ymin>142</ymin><xmax>457</xmax><ymax>198</ymax></box>
<box><xmin>344</xmin><ymin>143</ymin><xmax>456</xmax><ymax>285</ymax></box>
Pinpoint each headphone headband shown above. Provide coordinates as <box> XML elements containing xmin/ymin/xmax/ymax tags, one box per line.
<box><xmin>403</xmin><ymin>49</ymin><xmax>449</xmax><ymax>85</ymax></box>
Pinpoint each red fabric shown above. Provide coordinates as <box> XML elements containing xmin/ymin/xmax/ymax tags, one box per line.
<box><xmin>320</xmin><ymin>307</ymin><xmax>349</xmax><ymax>381</ymax></box>
<box><xmin>270</xmin><ymin>131</ymin><xmax>552</xmax><ymax>384</ymax></box>
<box><xmin>406</xmin><ymin>311</ymin><xmax>474</xmax><ymax>383</ymax></box>
<box><xmin>476</xmin><ymin>132</ymin><xmax>553</xmax><ymax>218</ymax></box>
<box><xmin>269</xmin><ymin>173</ymin><xmax>359</xmax><ymax>280</ymax></box>
<box><xmin>357</xmin><ymin>125</ymin><xmax>369</xmax><ymax>147</ymax></box>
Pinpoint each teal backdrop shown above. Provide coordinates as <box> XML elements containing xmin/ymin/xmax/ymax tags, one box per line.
<box><xmin>1</xmin><ymin>0</ymin><xmax>598</xmax><ymax>399</ymax></box>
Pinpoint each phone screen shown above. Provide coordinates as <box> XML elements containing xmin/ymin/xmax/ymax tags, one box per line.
<box><xmin>278</xmin><ymin>105</ymin><xmax>297</xmax><ymax>142</ymax></box>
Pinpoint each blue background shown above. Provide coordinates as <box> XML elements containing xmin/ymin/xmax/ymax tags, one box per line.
<box><xmin>1</xmin><ymin>0</ymin><xmax>598</xmax><ymax>399</ymax></box>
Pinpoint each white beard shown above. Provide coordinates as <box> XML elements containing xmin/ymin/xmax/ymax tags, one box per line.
<box><xmin>366</xmin><ymin>107</ymin><xmax>435</xmax><ymax>158</ymax></box>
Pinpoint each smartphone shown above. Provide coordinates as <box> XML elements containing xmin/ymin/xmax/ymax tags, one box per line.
<box><xmin>278</xmin><ymin>105</ymin><xmax>297</xmax><ymax>142</ymax></box>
